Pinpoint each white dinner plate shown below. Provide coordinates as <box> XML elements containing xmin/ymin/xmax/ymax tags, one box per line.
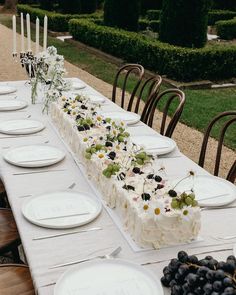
<box><xmin>0</xmin><ymin>85</ymin><xmax>17</xmax><ymax>95</ymax></box>
<box><xmin>172</xmin><ymin>175</ymin><xmax>236</xmax><ymax>207</ymax></box>
<box><xmin>54</xmin><ymin>259</ymin><xmax>163</xmax><ymax>295</ymax></box>
<box><xmin>72</xmin><ymin>81</ymin><xmax>87</xmax><ymax>90</ymax></box>
<box><xmin>22</xmin><ymin>190</ymin><xmax>102</xmax><ymax>229</ymax></box>
<box><xmin>88</xmin><ymin>94</ymin><xmax>105</xmax><ymax>104</ymax></box>
<box><xmin>101</xmin><ymin>111</ymin><xmax>140</xmax><ymax>125</ymax></box>
<box><xmin>0</xmin><ymin>100</ymin><xmax>27</xmax><ymax>111</ymax></box>
<box><xmin>3</xmin><ymin>145</ymin><xmax>65</xmax><ymax>168</ymax></box>
<box><xmin>0</xmin><ymin>119</ymin><xmax>45</xmax><ymax>135</ymax></box>
<box><xmin>131</xmin><ymin>135</ymin><xmax>177</xmax><ymax>155</ymax></box>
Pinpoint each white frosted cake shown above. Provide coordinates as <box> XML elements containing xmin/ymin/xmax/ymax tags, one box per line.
<box><xmin>50</xmin><ymin>94</ymin><xmax>201</xmax><ymax>249</ymax></box>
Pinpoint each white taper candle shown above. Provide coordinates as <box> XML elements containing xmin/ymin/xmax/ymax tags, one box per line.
<box><xmin>35</xmin><ymin>17</ymin><xmax>40</xmax><ymax>55</ymax></box>
<box><xmin>26</xmin><ymin>13</ymin><xmax>31</xmax><ymax>52</ymax></box>
<box><xmin>43</xmin><ymin>15</ymin><xmax>48</xmax><ymax>51</ymax></box>
<box><xmin>20</xmin><ymin>13</ymin><xmax>25</xmax><ymax>53</ymax></box>
<box><xmin>12</xmin><ymin>15</ymin><xmax>17</xmax><ymax>54</ymax></box>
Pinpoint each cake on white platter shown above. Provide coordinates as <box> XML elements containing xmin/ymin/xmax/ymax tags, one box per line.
<box><xmin>50</xmin><ymin>94</ymin><xmax>201</xmax><ymax>249</ymax></box>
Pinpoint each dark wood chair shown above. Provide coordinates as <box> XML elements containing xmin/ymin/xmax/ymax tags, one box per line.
<box><xmin>0</xmin><ymin>208</ymin><xmax>21</xmax><ymax>262</ymax></box>
<box><xmin>0</xmin><ymin>264</ymin><xmax>35</xmax><ymax>295</ymax></box>
<box><xmin>141</xmin><ymin>88</ymin><xmax>185</xmax><ymax>138</ymax></box>
<box><xmin>199</xmin><ymin>111</ymin><xmax>236</xmax><ymax>182</ymax></box>
<box><xmin>130</xmin><ymin>75</ymin><xmax>162</xmax><ymax>114</ymax></box>
<box><xmin>112</xmin><ymin>64</ymin><xmax>144</xmax><ymax>111</ymax></box>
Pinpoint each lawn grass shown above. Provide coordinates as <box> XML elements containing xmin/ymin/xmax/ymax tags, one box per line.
<box><xmin>1</xmin><ymin>14</ymin><xmax>235</xmax><ymax>150</ymax></box>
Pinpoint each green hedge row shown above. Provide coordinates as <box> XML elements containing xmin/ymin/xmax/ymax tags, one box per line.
<box><xmin>146</xmin><ymin>10</ymin><xmax>161</xmax><ymax>20</ymax></box>
<box><xmin>216</xmin><ymin>17</ymin><xmax>236</xmax><ymax>39</ymax></box>
<box><xmin>139</xmin><ymin>19</ymin><xmax>160</xmax><ymax>32</ymax></box>
<box><xmin>208</xmin><ymin>9</ymin><xmax>236</xmax><ymax>25</ymax></box>
<box><xmin>69</xmin><ymin>19</ymin><xmax>236</xmax><ymax>81</ymax></box>
<box><xmin>16</xmin><ymin>4</ymin><xmax>101</xmax><ymax>32</ymax></box>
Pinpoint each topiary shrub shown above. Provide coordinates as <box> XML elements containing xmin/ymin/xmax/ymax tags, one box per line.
<box><xmin>81</xmin><ymin>0</ymin><xmax>97</xmax><ymax>13</ymax></box>
<box><xmin>216</xmin><ymin>17</ymin><xmax>236</xmax><ymax>39</ymax></box>
<box><xmin>58</xmin><ymin>0</ymin><xmax>81</xmax><ymax>13</ymax></box>
<box><xmin>146</xmin><ymin>9</ymin><xmax>161</xmax><ymax>20</ymax></box>
<box><xmin>212</xmin><ymin>0</ymin><xmax>236</xmax><ymax>11</ymax></box>
<box><xmin>141</xmin><ymin>0</ymin><xmax>162</xmax><ymax>14</ymax></box>
<box><xmin>104</xmin><ymin>0</ymin><xmax>141</xmax><ymax>31</ymax></box>
<box><xmin>39</xmin><ymin>0</ymin><xmax>55</xmax><ymax>11</ymax></box>
<box><xmin>159</xmin><ymin>0</ymin><xmax>209</xmax><ymax>48</ymax></box>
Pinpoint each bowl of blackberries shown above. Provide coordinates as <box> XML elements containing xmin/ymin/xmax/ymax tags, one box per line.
<box><xmin>161</xmin><ymin>251</ymin><xmax>236</xmax><ymax>294</ymax></box>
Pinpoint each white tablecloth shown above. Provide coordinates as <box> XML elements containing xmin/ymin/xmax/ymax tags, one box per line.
<box><xmin>0</xmin><ymin>79</ymin><xmax>235</xmax><ymax>295</ymax></box>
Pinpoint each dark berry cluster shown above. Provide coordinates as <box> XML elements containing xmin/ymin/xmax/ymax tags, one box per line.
<box><xmin>161</xmin><ymin>251</ymin><xmax>236</xmax><ymax>295</ymax></box>
<box><xmin>147</xmin><ymin>174</ymin><xmax>162</xmax><ymax>182</ymax></box>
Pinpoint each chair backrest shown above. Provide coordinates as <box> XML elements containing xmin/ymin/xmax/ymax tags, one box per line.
<box><xmin>141</xmin><ymin>88</ymin><xmax>185</xmax><ymax>138</ymax></box>
<box><xmin>130</xmin><ymin>75</ymin><xmax>162</xmax><ymax>114</ymax></box>
<box><xmin>112</xmin><ymin>64</ymin><xmax>144</xmax><ymax>111</ymax></box>
<box><xmin>227</xmin><ymin>160</ymin><xmax>236</xmax><ymax>183</ymax></box>
<box><xmin>199</xmin><ymin>111</ymin><xmax>236</xmax><ymax>180</ymax></box>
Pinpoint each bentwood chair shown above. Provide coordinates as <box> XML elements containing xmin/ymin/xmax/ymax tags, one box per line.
<box><xmin>141</xmin><ymin>89</ymin><xmax>185</xmax><ymax>138</ymax></box>
<box><xmin>198</xmin><ymin>111</ymin><xmax>236</xmax><ymax>183</ymax></box>
<box><xmin>112</xmin><ymin>64</ymin><xmax>144</xmax><ymax>111</ymax></box>
<box><xmin>130</xmin><ymin>75</ymin><xmax>162</xmax><ymax>114</ymax></box>
<box><xmin>0</xmin><ymin>208</ymin><xmax>21</xmax><ymax>262</ymax></box>
<box><xmin>0</xmin><ymin>264</ymin><xmax>35</xmax><ymax>295</ymax></box>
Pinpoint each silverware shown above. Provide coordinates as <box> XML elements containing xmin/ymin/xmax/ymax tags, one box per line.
<box><xmin>17</xmin><ymin>157</ymin><xmax>58</xmax><ymax>164</ymax></box>
<box><xmin>33</xmin><ymin>227</ymin><xmax>102</xmax><ymax>241</ymax></box>
<box><xmin>4</xmin><ymin>126</ymin><xmax>39</xmax><ymax>132</ymax></box>
<box><xmin>212</xmin><ymin>235</ymin><xmax>236</xmax><ymax>241</ymax></box>
<box><xmin>18</xmin><ymin>194</ymin><xmax>32</xmax><ymax>198</ymax></box>
<box><xmin>158</xmin><ymin>155</ymin><xmax>182</xmax><ymax>159</ymax></box>
<box><xmin>201</xmin><ymin>205</ymin><xmax>236</xmax><ymax>211</ymax></box>
<box><xmin>13</xmin><ymin>169</ymin><xmax>66</xmax><ymax>176</ymax></box>
<box><xmin>0</xmin><ymin>134</ymin><xmax>42</xmax><ymax>139</ymax></box>
<box><xmin>68</xmin><ymin>182</ymin><xmax>76</xmax><ymax>189</ymax></box>
<box><xmin>49</xmin><ymin>246</ymin><xmax>122</xmax><ymax>269</ymax></box>
<box><xmin>199</xmin><ymin>193</ymin><xmax>229</xmax><ymax>202</ymax></box>
<box><xmin>37</xmin><ymin>211</ymin><xmax>90</xmax><ymax>221</ymax></box>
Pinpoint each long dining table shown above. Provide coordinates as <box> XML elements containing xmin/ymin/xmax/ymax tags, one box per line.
<box><xmin>0</xmin><ymin>78</ymin><xmax>235</xmax><ymax>295</ymax></box>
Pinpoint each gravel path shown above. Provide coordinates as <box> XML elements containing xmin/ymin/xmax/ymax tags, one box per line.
<box><xmin>0</xmin><ymin>23</ymin><xmax>235</xmax><ymax>180</ymax></box>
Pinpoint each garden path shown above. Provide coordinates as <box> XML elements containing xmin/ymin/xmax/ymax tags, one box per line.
<box><xmin>0</xmin><ymin>23</ymin><xmax>235</xmax><ymax>179</ymax></box>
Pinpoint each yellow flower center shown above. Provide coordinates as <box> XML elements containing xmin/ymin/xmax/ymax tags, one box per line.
<box><xmin>124</xmin><ymin>203</ymin><xmax>128</xmax><ymax>209</ymax></box>
<box><xmin>98</xmin><ymin>154</ymin><xmax>104</xmax><ymax>158</ymax></box>
<box><xmin>154</xmin><ymin>208</ymin><xmax>161</xmax><ymax>215</ymax></box>
<box><xmin>143</xmin><ymin>204</ymin><xmax>149</xmax><ymax>211</ymax></box>
<box><xmin>97</xmin><ymin>116</ymin><xmax>102</xmax><ymax>121</ymax></box>
<box><xmin>83</xmin><ymin>138</ymin><xmax>88</xmax><ymax>142</ymax></box>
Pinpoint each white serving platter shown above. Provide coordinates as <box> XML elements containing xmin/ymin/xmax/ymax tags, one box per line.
<box><xmin>0</xmin><ymin>100</ymin><xmax>27</xmax><ymax>111</ymax></box>
<box><xmin>3</xmin><ymin>145</ymin><xmax>65</xmax><ymax>168</ymax></box>
<box><xmin>54</xmin><ymin>259</ymin><xmax>164</xmax><ymax>295</ymax></box>
<box><xmin>0</xmin><ymin>85</ymin><xmax>17</xmax><ymax>95</ymax></box>
<box><xmin>0</xmin><ymin>119</ymin><xmax>45</xmax><ymax>135</ymax></box>
<box><xmin>101</xmin><ymin>111</ymin><xmax>141</xmax><ymax>125</ymax></box>
<box><xmin>88</xmin><ymin>94</ymin><xmax>106</xmax><ymax>104</ymax></box>
<box><xmin>22</xmin><ymin>190</ymin><xmax>102</xmax><ymax>229</ymax></box>
<box><xmin>172</xmin><ymin>175</ymin><xmax>236</xmax><ymax>207</ymax></box>
<box><xmin>131</xmin><ymin>134</ymin><xmax>177</xmax><ymax>155</ymax></box>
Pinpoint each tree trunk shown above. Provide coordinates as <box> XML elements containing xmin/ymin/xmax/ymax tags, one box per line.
<box><xmin>4</xmin><ymin>0</ymin><xmax>17</xmax><ymax>10</ymax></box>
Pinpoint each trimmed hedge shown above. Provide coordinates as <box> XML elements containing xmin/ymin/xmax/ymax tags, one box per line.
<box><xmin>141</xmin><ymin>0</ymin><xmax>162</xmax><ymax>13</ymax></box>
<box><xmin>69</xmin><ymin>18</ymin><xmax>236</xmax><ymax>82</ymax></box>
<box><xmin>17</xmin><ymin>4</ymin><xmax>101</xmax><ymax>31</ymax></box>
<box><xmin>212</xmin><ymin>0</ymin><xmax>236</xmax><ymax>11</ymax></box>
<box><xmin>146</xmin><ymin>10</ymin><xmax>161</xmax><ymax>20</ymax></box>
<box><xmin>208</xmin><ymin>9</ymin><xmax>236</xmax><ymax>25</ymax></box>
<box><xmin>216</xmin><ymin>17</ymin><xmax>236</xmax><ymax>39</ymax></box>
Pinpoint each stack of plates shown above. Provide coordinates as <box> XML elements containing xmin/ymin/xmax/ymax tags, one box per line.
<box><xmin>0</xmin><ymin>85</ymin><xmax>17</xmax><ymax>95</ymax></box>
<box><xmin>3</xmin><ymin>145</ymin><xmax>65</xmax><ymax>168</ymax></box>
<box><xmin>101</xmin><ymin>111</ymin><xmax>140</xmax><ymax>125</ymax></box>
<box><xmin>0</xmin><ymin>100</ymin><xmax>27</xmax><ymax>111</ymax></box>
<box><xmin>54</xmin><ymin>259</ymin><xmax>163</xmax><ymax>295</ymax></box>
<box><xmin>131</xmin><ymin>135</ymin><xmax>177</xmax><ymax>155</ymax></box>
<box><xmin>0</xmin><ymin>119</ymin><xmax>45</xmax><ymax>135</ymax></box>
<box><xmin>22</xmin><ymin>190</ymin><xmax>102</xmax><ymax>229</ymax></box>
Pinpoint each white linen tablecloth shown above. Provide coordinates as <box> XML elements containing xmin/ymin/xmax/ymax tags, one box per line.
<box><xmin>0</xmin><ymin>79</ymin><xmax>235</xmax><ymax>295</ymax></box>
